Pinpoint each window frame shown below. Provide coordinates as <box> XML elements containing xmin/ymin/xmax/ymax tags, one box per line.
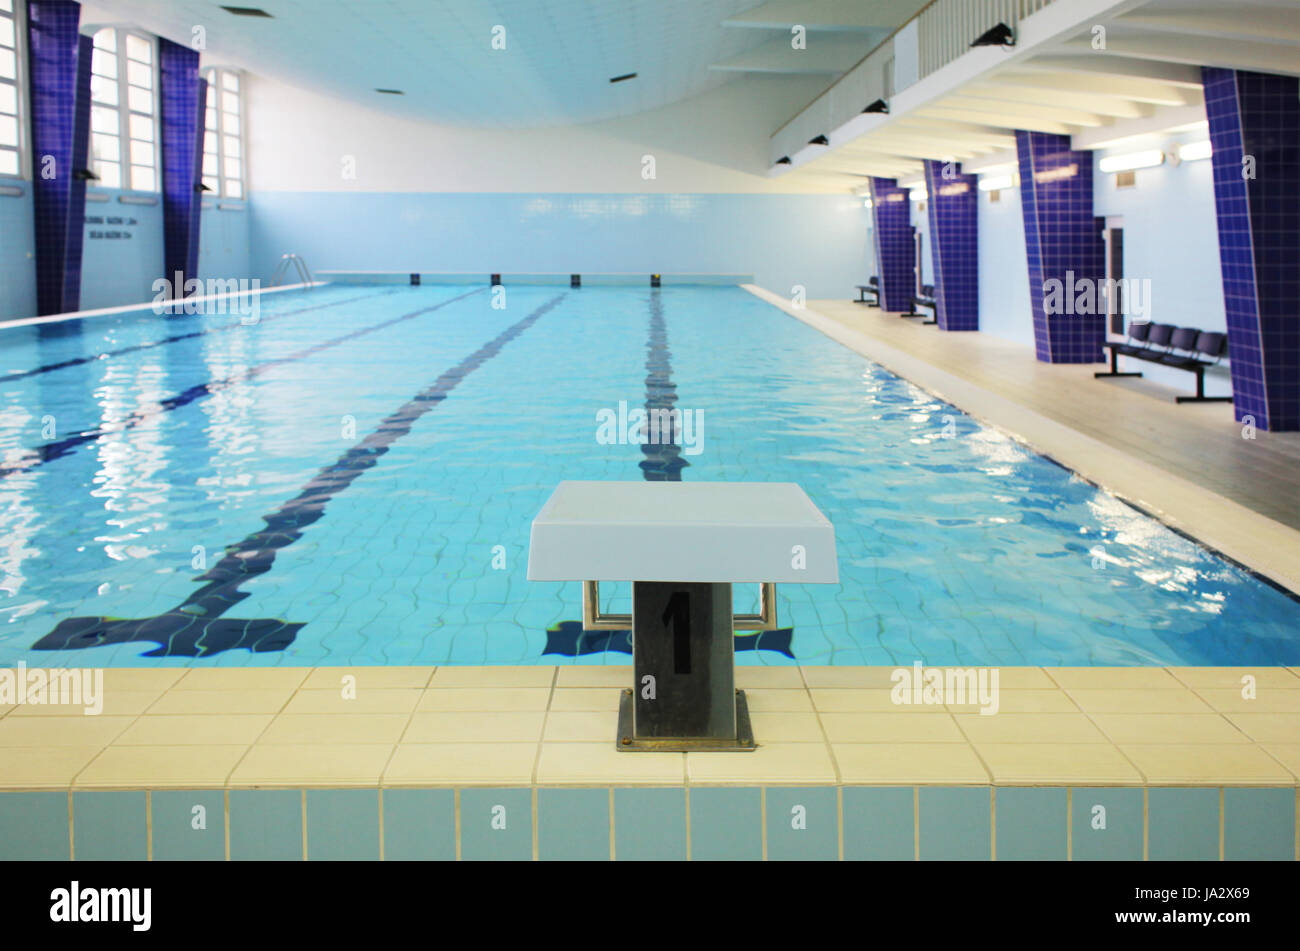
<box><xmin>202</xmin><ymin>66</ymin><xmax>245</xmax><ymax>200</ymax></box>
<box><xmin>88</xmin><ymin>26</ymin><xmax>160</xmax><ymax>194</ymax></box>
<box><xmin>0</xmin><ymin>0</ymin><xmax>29</xmax><ymax>180</ymax></box>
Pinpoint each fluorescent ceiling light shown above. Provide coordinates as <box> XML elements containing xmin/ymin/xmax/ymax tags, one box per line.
<box><xmin>1099</xmin><ymin>149</ymin><xmax>1165</xmax><ymax>173</ymax></box>
<box><xmin>1178</xmin><ymin>141</ymin><xmax>1212</xmax><ymax>162</ymax></box>
<box><xmin>909</xmin><ymin>188</ymin><xmax>928</xmax><ymax>201</ymax></box>
<box><xmin>978</xmin><ymin>175</ymin><xmax>1014</xmax><ymax>191</ymax></box>
<box><xmin>976</xmin><ymin>163</ymin><xmax>1015</xmax><ymax>177</ymax></box>
<box><xmin>900</xmin><ymin>179</ymin><xmax>924</xmax><ymax>190</ymax></box>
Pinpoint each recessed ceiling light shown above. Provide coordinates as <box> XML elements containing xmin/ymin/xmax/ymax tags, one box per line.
<box><xmin>375</xmin><ymin>88</ymin><xmax>404</xmax><ymax>95</ymax></box>
<box><xmin>220</xmin><ymin>5</ymin><xmax>273</xmax><ymax>16</ymax></box>
<box><xmin>609</xmin><ymin>73</ymin><xmax>637</xmax><ymax>84</ymax></box>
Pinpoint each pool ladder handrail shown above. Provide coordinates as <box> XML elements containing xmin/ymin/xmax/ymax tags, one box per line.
<box><xmin>270</xmin><ymin>253</ymin><xmax>314</xmax><ymax>289</ymax></box>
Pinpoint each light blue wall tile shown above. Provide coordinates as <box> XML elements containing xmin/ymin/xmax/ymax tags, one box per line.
<box><xmin>73</xmin><ymin>791</ymin><xmax>146</xmax><ymax>861</ymax></box>
<box><xmin>248</xmin><ymin>192</ymin><xmax>870</xmax><ymax>300</ymax></box>
<box><xmin>306</xmin><ymin>789</ymin><xmax>380</xmax><ymax>861</ymax></box>
<box><xmin>80</xmin><ymin>191</ymin><xmax>165</xmax><ymax>311</ymax></box>
<box><xmin>151</xmin><ymin>790</ymin><xmax>224</xmax><ymax>861</ymax></box>
<box><xmin>613</xmin><ymin>788</ymin><xmax>686</xmax><ymax>861</ymax></box>
<box><xmin>766</xmin><ymin>787</ymin><xmax>838</xmax><ymax>861</ymax></box>
<box><xmin>1149</xmin><ymin>788</ymin><xmax>1219</xmax><ymax>861</ymax></box>
<box><xmin>919</xmin><ymin>787</ymin><xmax>991</xmax><ymax>861</ymax></box>
<box><xmin>0</xmin><ymin>187</ymin><xmax>37</xmax><ymax>321</ymax></box>
<box><xmin>996</xmin><ymin>787</ymin><xmax>1066</xmax><ymax>860</ymax></box>
<box><xmin>1224</xmin><ymin>788</ymin><xmax>1294</xmax><ymax>861</ymax></box>
<box><xmin>0</xmin><ymin>791</ymin><xmax>69</xmax><ymax>860</ymax></box>
<box><xmin>200</xmin><ymin>205</ymin><xmax>251</xmax><ymax>283</ymax></box>
<box><xmin>460</xmin><ymin>788</ymin><xmax>531</xmax><ymax>861</ymax></box>
<box><xmin>1071</xmin><ymin>787</ymin><xmax>1143</xmax><ymax>861</ymax></box>
<box><xmin>382</xmin><ymin>789</ymin><xmax>455</xmax><ymax>861</ymax></box>
<box><xmin>690</xmin><ymin>787</ymin><xmax>761</xmax><ymax>861</ymax></box>
<box><xmin>844</xmin><ymin>787</ymin><xmax>914</xmax><ymax>860</ymax></box>
<box><xmin>229</xmin><ymin>789</ymin><xmax>302</xmax><ymax>861</ymax></box>
<box><xmin>538</xmin><ymin>788</ymin><xmax>609</xmax><ymax>861</ymax></box>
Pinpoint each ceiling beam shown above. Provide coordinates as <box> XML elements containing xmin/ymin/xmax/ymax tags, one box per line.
<box><xmin>1116</xmin><ymin>6</ymin><xmax>1300</xmax><ymax>45</ymax></box>
<box><xmin>710</xmin><ymin>34</ymin><xmax>873</xmax><ymax>74</ymax></box>
<box><xmin>917</xmin><ymin>106</ymin><xmax>1076</xmax><ymax>136</ymax></box>
<box><xmin>995</xmin><ymin>69</ymin><xmax>1191</xmax><ymax>106</ymax></box>
<box><xmin>1058</xmin><ymin>30</ymin><xmax>1300</xmax><ymax>77</ymax></box>
<box><xmin>723</xmin><ymin>0</ymin><xmax>924</xmax><ymax>32</ymax></box>
<box><xmin>939</xmin><ymin>93</ymin><xmax>1109</xmax><ymax>128</ymax></box>
<box><xmin>1009</xmin><ymin>54</ymin><xmax>1203</xmax><ymax>88</ymax></box>
<box><xmin>964</xmin><ymin>81</ymin><xmax>1155</xmax><ymax>119</ymax></box>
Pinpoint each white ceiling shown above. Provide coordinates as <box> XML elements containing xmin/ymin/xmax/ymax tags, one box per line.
<box><xmin>78</xmin><ymin>0</ymin><xmax>919</xmax><ymax>127</ymax></box>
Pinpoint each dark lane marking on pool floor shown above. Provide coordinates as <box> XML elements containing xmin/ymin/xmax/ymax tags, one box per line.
<box><xmin>0</xmin><ymin>287</ymin><xmax>484</xmax><ymax>482</ymax></box>
<box><xmin>34</xmin><ymin>293</ymin><xmax>567</xmax><ymax>657</ymax></box>
<box><xmin>0</xmin><ymin>288</ymin><xmax>401</xmax><ymax>385</ymax></box>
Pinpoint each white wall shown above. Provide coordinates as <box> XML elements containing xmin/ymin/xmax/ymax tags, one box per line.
<box><xmin>977</xmin><ymin>183</ymin><xmax>1031</xmax><ymax>346</ymax></box>
<box><xmin>244</xmin><ymin>72</ymin><xmax>834</xmax><ymax>194</ymax></box>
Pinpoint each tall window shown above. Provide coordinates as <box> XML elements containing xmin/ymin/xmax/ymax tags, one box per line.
<box><xmin>203</xmin><ymin>67</ymin><xmax>242</xmax><ymax>198</ymax></box>
<box><xmin>0</xmin><ymin>0</ymin><xmax>23</xmax><ymax>177</ymax></box>
<box><xmin>89</xmin><ymin>27</ymin><xmax>158</xmax><ymax>191</ymax></box>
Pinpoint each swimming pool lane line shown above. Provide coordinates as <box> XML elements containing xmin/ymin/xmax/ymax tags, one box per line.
<box><xmin>0</xmin><ymin>287</ymin><xmax>403</xmax><ymax>386</ymax></box>
<box><xmin>638</xmin><ymin>288</ymin><xmax>688</xmax><ymax>481</ymax></box>
<box><xmin>0</xmin><ymin>287</ymin><xmax>485</xmax><ymax>482</ymax></box>
<box><xmin>33</xmin><ymin>292</ymin><xmax>569</xmax><ymax>658</ymax></box>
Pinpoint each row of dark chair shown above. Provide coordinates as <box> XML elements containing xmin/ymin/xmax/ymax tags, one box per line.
<box><xmin>905</xmin><ymin>284</ymin><xmax>937</xmax><ymax>325</ymax></box>
<box><xmin>854</xmin><ymin>276</ymin><xmax>879</xmax><ymax>306</ymax></box>
<box><xmin>1097</xmin><ymin>322</ymin><xmax>1232</xmax><ymax>403</ymax></box>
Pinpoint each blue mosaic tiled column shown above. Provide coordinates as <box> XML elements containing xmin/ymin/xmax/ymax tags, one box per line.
<box><xmin>1202</xmin><ymin>68</ymin><xmax>1300</xmax><ymax>431</ymax></box>
<box><xmin>1015</xmin><ymin>131</ymin><xmax>1105</xmax><ymax>363</ymax></box>
<box><xmin>159</xmin><ymin>38</ymin><xmax>204</xmax><ymax>292</ymax></box>
<box><xmin>923</xmin><ymin>159</ymin><xmax>978</xmax><ymax>331</ymax></box>
<box><xmin>867</xmin><ymin>177</ymin><xmax>913</xmax><ymax>312</ymax></box>
<box><xmin>26</xmin><ymin>0</ymin><xmax>86</xmax><ymax>316</ymax></box>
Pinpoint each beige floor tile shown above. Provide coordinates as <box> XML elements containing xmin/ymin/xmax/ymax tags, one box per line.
<box><xmin>431</xmin><ymin>666</ymin><xmax>555</xmax><ymax>688</ymax></box>
<box><xmin>539</xmin><ymin>742</ymin><xmax>684</xmax><ymax>785</ymax></box>
<box><xmin>386</xmin><ymin>743</ymin><xmax>537</xmax><ymax>786</ymax></box>
<box><xmin>811</xmin><ymin>688</ymin><xmax>946</xmax><ymax>713</ymax></box>
<box><xmin>0</xmin><ymin>705</ymin><xmax>14</xmax><ymax>718</ymax></box>
<box><xmin>114</xmin><ymin>714</ymin><xmax>271</xmax><ymax>746</ymax></box>
<box><xmin>1191</xmin><ymin>689</ymin><xmax>1300</xmax><ymax>714</ymax></box>
<box><xmin>543</xmin><ymin>711</ymin><xmax>613</xmax><ymax>742</ymax></box>
<box><xmin>7</xmin><ymin>690</ymin><xmax>161</xmax><ymax>718</ymax></box>
<box><xmin>0</xmin><ymin>747</ymin><xmax>103</xmax><ymax>788</ymax></box>
<box><xmin>1066</xmin><ymin>688</ymin><xmax>1213</xmax><ymax>714</ymax></box>
<box><xmin>1120</xmin><ymin>744</ymin><xmax>1297</xmax><ymax>784</ymax></box>
<box><xmin>800</xmin><ymin>667</ymin><xmax>899</xmax><ymax>689</ymax></box>
<box><xmin>1222</xmin><ymin>714</ymin><xmax>1300</xmax><ymax>745</ymax></box>
<box><xmin>257</xmin><ymin>714</ymin><xmax>409</xmax><ymax>745</ymax></box>
<box><xmin>229</xmin><ymin>743</ymin><xmax>393</xmax><ymax>786</ymax></box>
<box><xmin>76</xmin><ymin>745</ymin><xmax>247</xmax><ymax>788</ymax></box>
<box><xmin>548</xmin><ymin>688</ymin><xmax>622</xmax><ymax>712</ymax></box>
<box><xmin>947</xmin><ymin>689</ymin><xmax>1080</xmax><ymax>714</ymax></box>
<box><xmin>1167</xmin><ymin>667</ymin><xmax>1300</xmax><ymax>690</ymax></box>
<box><xmin>986</xmin><ymin>668</ymin><xmax>1057</xmax><ymax>689</ymax></box>
<box><xmin>300</xmin><ymin>667</ymin><xmax>435</xmax><ymax>690</ymax></box>
<box><xmin>553</xmin><ymin>666</ymin><xmax>628</xmax><ymax>688</ymax></box>
<box><xmin>686</xmin><ymin>743</ymin><xmax>835</xmax><ymax>784</ymax></box>
<box><xmin>974</xmin><ymin>743</ymin><xmax>1144</xmax><ymax>785</ymax></box>
<box><xmin>833</xmin><ymin>743</ymin><xmax>989</xmax><ymax>784</ymax></box>
<box><xmin>748</xmin><ymin>710</ymin><xmax>824</xmax><ymax>742</ymax></box>
<box><xmin>956</xmin><ymin>713</ymin><xmax>1109</xmax><ymax>744</ymax></box>
<box><xmin>1259</xmin><ymin>745</ymin><xmax>1300</xmax><ymax>778</ymax></box>
<box><xmin>0</xmin><ymin>715</ymin><xmax>134</xmax><ymax>748</ymax></box>
<box><xmin>146</xmin><ymin>688</ymin><xmax>292</xmax><ymax>716</ymax></box>
<box><xmin>1046</xmin><ymin>668</ymin><xmax>1185</xmax><ymax>689</ymax></box>
<box><xmin>100</xmin><ymin>669</ymin><xmax>188</xmax><ymax>691</ymax></box>
<box><xmin>417</xmin><ymin>687</ymin><xmax>551</xmax><ymax>712</ymax></box>
<box><xmin>174</xmin><ymin>668</ymin><xmax>309</xmax><ymax>691</ymax></box>
<box><xmin>280</xmin><ymin>689</ymin><xmax>421</xmax><ymax>715</ymax></box>
<box><xmin>821</xmin><ymin>712</ymin><xmax>964</xmax><ymax>743</ymax></box>
<box><xmin>1090</xmin><ymin>714</ymin><xmax>1252</xmax><ymax>745</ymax></box>
<box><xmin>743</xmin><ymin>688</ymin><xmax>814</xmax><ymax>712</ymax></box>
<box><xmin>734</xmin><ymin>667</ymin><xmax>805</xmax><ymax>689</ymax></box>
<box><xmin>402</xmin><ymin>711</ymin><xmax>544</xmax><ymax>743</ymax></box>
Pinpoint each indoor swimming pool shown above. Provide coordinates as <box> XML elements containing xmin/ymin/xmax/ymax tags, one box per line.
<box><xmin>1</xmin><ymin>283</ymin><xmax>1297</xmax><ymax>668</ymax></box>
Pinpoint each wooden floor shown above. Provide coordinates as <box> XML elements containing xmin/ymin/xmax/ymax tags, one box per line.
<box><xmin>740</xmin><ymin>288</ymin><xmax>1300</xmax><ymax>593</ymax></box>
<box><xmin>809</xmin><ymin>298</ymin><xmax>1300</xmax><ymax>530</ymax></box>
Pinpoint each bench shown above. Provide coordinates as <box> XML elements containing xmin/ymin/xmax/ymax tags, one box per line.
<box><xmin>908</xmin><ymin>283</ymin><xmax>937</xmax><ymax>324</ymax></box>
<box><xmin>1096</xmin><ymin>322</ymin><xmax>1232</xmax><ymax>404</ymax></box>
<box><xmin>853</xmin><ymin>277</ymin><xmax>879</xmax><ymax>306</ymax></box>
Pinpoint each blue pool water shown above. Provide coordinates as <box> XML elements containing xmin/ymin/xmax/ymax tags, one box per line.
<box><xmin>0</xmin><ymin>283</ymin><xmax>1297</xmax><ymax>668</ymax></box>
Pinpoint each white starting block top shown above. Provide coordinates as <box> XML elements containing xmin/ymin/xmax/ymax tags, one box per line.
<box><xmin>527</xmin><ymin>481</ymin><xmax>838</xmax><ymax>584</ymax></box>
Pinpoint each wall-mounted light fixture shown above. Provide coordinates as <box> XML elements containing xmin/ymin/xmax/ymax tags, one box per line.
<box><xmin>1098</xmin><ymin>149</ymin><xmax>1165</xmax><ymax>173</ymax></box>
<box><xmin>1178</xmin><ymin>141</ymin><xmax>1212</xmax><ymax>162</ymax></box>
<box><xmin>862</xmin><ymin>99</ymin><xmax>889</xmax><ymax>115</ymax></box>
<box><xmin>775</xmin><ymin>156</ymin><xmax>792</xmax><ymax>165</ymax></box>
<box><xmin>863</xmin><ymin>198</ymin><xmax>873</xmax><ymax>209</ymax></box>
<box><xmin>808</xmin><ymin>135</ymin><xmax>829</xmax><ymax>146</ymax></box>
<box><xmin>971</xmin><ymin>23</ymin><xmax>1014</xmax><ymax>48</ymax></box>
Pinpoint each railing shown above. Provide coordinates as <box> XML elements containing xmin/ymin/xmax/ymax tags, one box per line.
<box><xmin>270</xmin><ymin>253</ymin><xmax>314</xmax><ymax>288</ymax></box>
<box><xmin>918</xmin><ymin>0</ymin><xmax>1058</xmax><ymax>79</ymax></box>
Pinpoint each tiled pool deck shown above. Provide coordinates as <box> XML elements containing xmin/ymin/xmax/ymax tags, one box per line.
<box><xmin>1</xmin><ymin>665</ymin><xmax>1296</xmax><ymax>860</ymax></box>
